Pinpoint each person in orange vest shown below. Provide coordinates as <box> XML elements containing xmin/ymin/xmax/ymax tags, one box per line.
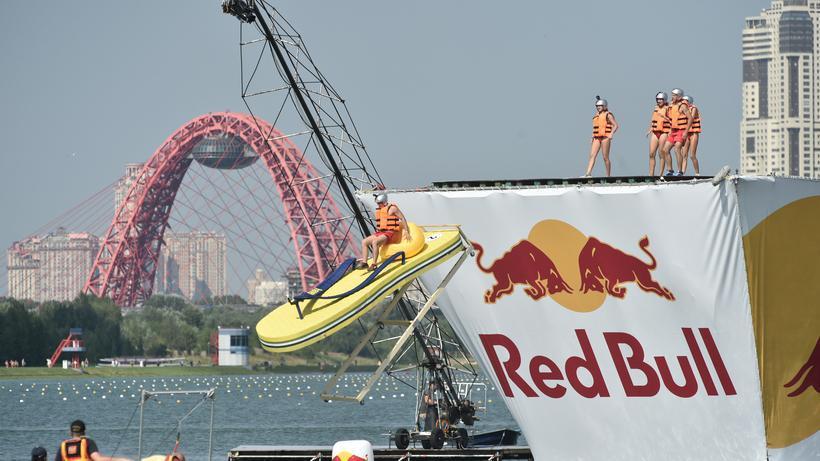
<box><xmin>682</xmin><ymin>95</ymin><xmax>701</xmax><ymax>175</ymax></box>
<box><xmin>583</xmin><ymin>97</ymin><xmax>619</xmax><ymax>177</ymax></box>
<box><xmin>646</xmin><ymin>92</ymin><xmax>672</xmax><ymax>176</ymax></box>
<box><xmin>357</xmin><ymin>193</ymin><xmax>410</xmax><ymax>270</ymax></box>
<box><xmin>56</xmin><ymin>420</ymin><xmax>132</xmax><ymax>461</ymax></box>
<box><xmin>661</xmin><ymin>88</ymin><xmax>692</xmax><ymax>176</ymax></box>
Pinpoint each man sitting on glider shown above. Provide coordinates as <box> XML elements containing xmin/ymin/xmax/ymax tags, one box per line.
<box><xmin>358</xmin><ymin>192</ymin><xmax>410</xmax><ymax>270</ymax></box>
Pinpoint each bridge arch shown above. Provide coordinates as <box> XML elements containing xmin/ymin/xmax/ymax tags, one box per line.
<box><xmin>84</xmin><ymin>112</ymin><xmax>354</xmax><ymax>306</ymax></box>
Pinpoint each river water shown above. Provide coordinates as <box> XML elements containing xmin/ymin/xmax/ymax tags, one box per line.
<box><xmin>2</xmin><ymin>372</ymin><xmax>520</xmax><ymax>461</ymax></box>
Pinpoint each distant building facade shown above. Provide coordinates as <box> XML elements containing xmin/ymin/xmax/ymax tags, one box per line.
<box><xmin>245</xmin><ymin>269</ymin><xmax>288</xmax><ymax>305</ymax></box>
<box><xmin>741</xmin><ymin>0</ymin><xmax>820</xmax><ymax>177</ymax></box>
<box><xmin>155</xmin><ymin>231</ymin><xmax>227</xmax><ymax>302</ymax></box>
<box><xmin>254</xmin><ymin>280</ymin><xmax>288</xmax><ymax>306</ymax></box>
<box><xmin>246</xmin><ymin>268</ymin><xmax>269</xmax><ymax>304</ymax></box>
<box><xmin>210</xmin><ymin>327</ymin><xmax>250</xmax><ymax>366</ymax></box>
<box><xmin>114</xmin><ymin>163</ymin><xmax>144</xmax><ymax>213</ymax></box>
<box><xmin>6</xmin><ymin>228</ymin><xmax>99</xmax><ymax>302</ymax></box>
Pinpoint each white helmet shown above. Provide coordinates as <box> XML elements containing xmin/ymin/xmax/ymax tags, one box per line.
<box><xmin>655</xmin><ymin>92</ymin><xmax>668</xmax><ymax>101</ymax></box>
<box><xmin>375</xmin><ymin>193</ymin><xmax>388</xmax><ymax>205</ymax></box>
<box><xmin>671</xmin><ymin>88</ymin><xmax>684</xmax><ymax>97</ymax></box>
<box><xmin>682</xmin><ymin>95</ymin><xmax>693</xmax><ymax>104</ymax></box>
<box><xmin>595</xmin><ymin>97</ymin><xmax>608</xmax><ymax>108</ymax></box>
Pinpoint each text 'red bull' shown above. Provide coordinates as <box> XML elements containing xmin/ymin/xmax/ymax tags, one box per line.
<box><xmin>480</xmin><ymin>328</ymin><xmax>736</xmax><ymax>399</ymax></box>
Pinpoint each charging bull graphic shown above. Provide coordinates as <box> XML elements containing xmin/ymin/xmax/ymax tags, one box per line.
<box><xmin>473</xmin><ymin>220</ymin><xmax>674</xmax><ymax>311</ymax></box>
<box><xmin>578</xmin><ymin>236</ymin><xmax>675</xmax><ymax>301</ymax></box>
<box><xmin>784</xmin><ymin>337</ymin><xmax>820</xmax><ymax>397</ymax></box>
<box><xmin>473</xmin><ymin>240</ymin><xmax>572</xmax><ymax>304</ymax></box>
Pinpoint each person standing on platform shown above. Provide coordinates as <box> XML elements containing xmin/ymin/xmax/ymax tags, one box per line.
<box><xmin>661</xmin><ymin>88</ymin><xmax>691</xmax><ymax>176</ymax></box>
<box><xmin>646</xmin><ymin>92</ymin><xmax>671</xmax><ymax>176</ymax></box>
<box><xmin>682</xmin><ymin>95</ymin><xmax>701</xmax><ymax>175</ymax></box>
<box><xmin>584</xmin><ymin>97</ymin><xmax>619</xmax><ymax>177</ymax></box>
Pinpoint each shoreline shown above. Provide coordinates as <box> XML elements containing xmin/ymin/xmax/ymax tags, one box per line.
<box><xmin>0</xmin><ymin>364</ymin><xmax>381</xmax><ymax>380</ymax></box>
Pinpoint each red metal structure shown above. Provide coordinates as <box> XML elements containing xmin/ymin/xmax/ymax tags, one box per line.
<box><xmin>49</xmin><ymin>328</ymin><xmax>86</xmax><ymax>368</ymax></box>
<box><xmin>84</xmin><ymin>112</ymin><xmax>354</xmax><ymax>307</ymax></box>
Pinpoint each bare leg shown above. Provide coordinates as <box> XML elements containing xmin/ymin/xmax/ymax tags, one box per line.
<box><xmin>649</xmin><ymin>135</ymin><xmax>659</xmax><ymax>176</ymax></box>
<box><xmin>661</xmin><ymin>141</ymin><xmax>673</xmax><ymax>175</ymax></box>
<box><xmin>689</xmin><ymin>134</ymin><xmax>700</xmax><ymax>174</ymax></box>
<box><xmin>658</xmin><ymin>150</ymin><xmax>666</xmax><ymax>177</ymax></box>
<box><xmin>585</xmin><ymin>138</ymin><xmax>602</xmax><ymax>176</ymax></box>
<box><xmin>674</xmin><ymin>142</ymin><xmax>684</xmax><ymax>173</ymax></box>
<box><xmin>359</xmin><ymin>235</ymin><xmax>376</xmax><ymax>267</ymax></box>
<box><xmin>369</xmin><ymin>235</ymin><xmax>388</xmax><ymax>269</ymax></box>
<box><xmin>601</xmin><ymin>138</ymin><xmax>612</xmax><ymax>176</ymax></box>
<box><xmin>360</xmin><ymin>236</ymin><xmax>372</xmax><ymax>263</ymax></box>
<box><xmin>681</xmin><ymin>137</ymin><xmax>690</xmax><ymax>175</ymax></box>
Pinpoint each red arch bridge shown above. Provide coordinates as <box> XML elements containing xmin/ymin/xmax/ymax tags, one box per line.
<box><xmin>83</xmin><ymin>112</ymin><xmax>357</xmax><ymax>307</ymax></box>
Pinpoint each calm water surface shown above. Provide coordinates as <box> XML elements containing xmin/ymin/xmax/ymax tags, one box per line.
<box><xmin>2</xmin><ymin>372</ymin><xmax>520</xmax><ymax>461</ymax></box>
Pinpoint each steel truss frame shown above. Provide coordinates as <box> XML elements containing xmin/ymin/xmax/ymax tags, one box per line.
<box><xmin>321</xmin><ymin>228</ymin><xmax>473</xmax><ymax>404</ymax></box>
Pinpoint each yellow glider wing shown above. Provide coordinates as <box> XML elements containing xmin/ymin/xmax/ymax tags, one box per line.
<box><xmin>256</xmin><ymin>228</ymin><xmax>464</xmax><ymax>353</ymax></box>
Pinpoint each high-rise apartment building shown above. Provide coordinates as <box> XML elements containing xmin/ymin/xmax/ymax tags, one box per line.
<box><xmin>155</xmin><ymin>231</ymin><xmax>227</xmax><ymax>302</ymax></box>
<box><xmin>741</xmin><ymin>0</ymin><xmax>820</xmax><ymax>177</ymax></box>
<box><xmin>114</xmin><ymin>163</ymin><xmax>144</xmax><ymax>213</ymax></box>
<box><xmin>6</xmin><ymin>229</ymin><xmax>99</xmax><ymax>302</ymax></box>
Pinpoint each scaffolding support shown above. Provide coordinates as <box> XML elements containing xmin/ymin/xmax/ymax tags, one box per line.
<box><xmin>320</xmin><ymin>248</ymin><xmax>470</xmax><ymax>403</ymax></box>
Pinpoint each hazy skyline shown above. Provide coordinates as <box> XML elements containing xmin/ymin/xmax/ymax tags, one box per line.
<box><xmin>0</xmin><ymin>0</ymin><xmax>771</xmax><ymax>258</ymax></box>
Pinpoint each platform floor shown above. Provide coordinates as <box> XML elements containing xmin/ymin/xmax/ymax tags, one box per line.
<box><xmin>228</xmin><ymin>445</ymin><xmax>533</xmax><ymax>461</ymax></box>
<box><xmin>431</xmin><ymin>174</ymin><xmax>708</xmax><ymax>189</ymax></box>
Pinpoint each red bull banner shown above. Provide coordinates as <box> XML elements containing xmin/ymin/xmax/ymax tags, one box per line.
<box><xmin>737</xmin><ymin>177</ymin><xmax>820</xmax><ymax>460</ymax></box>
<box><xmin>376</xmin><ymin>177</ymin><xmax>819</xmax><ymax>460</ymax></box>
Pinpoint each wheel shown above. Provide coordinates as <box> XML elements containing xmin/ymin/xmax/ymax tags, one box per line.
<box><xmin>430</xmin><ymin>428</ymin><xmax>445</xmax><ymax>449</ymax></box>
<box><xmin>456</xmin><ymin>428</ymin><xmax>469</xmax><ymax>449</ymax></box>
<box><xmin>394</xmin><ymin>428</ymin><xmax>410</xmax><ymax>450</ymax></box>
<box><xmin>421</xmin><ymin>438</ymin><xmax>431</xmax><ymax>449</ymax></box>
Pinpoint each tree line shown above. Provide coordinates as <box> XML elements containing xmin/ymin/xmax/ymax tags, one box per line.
<box><xmin>0</xmin><ymin>294</ymin><xmax>267</xmax><ymax>365</ymax></box>
<box><xmin>0</xmin><ymin>293</ymin><xmax>463</xmax><ymax>366</ymax></box>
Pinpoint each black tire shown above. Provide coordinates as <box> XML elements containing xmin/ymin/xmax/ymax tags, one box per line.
<box><xmin>421</xmin><ymin>438</ymin><xmax>431</xmax><ymax>449</ymax></box>
<box><xmin>456</xmin><ymin>428</ymin><xmax>469</xmax><ymax>449</ymax></box>
<box><xmin>430</xmin><ymin>428</ymin><xmax>445</xmax><ymax>449</ymax></box>
<box><xmin>394</xmin><ymin>428</ymin><xmax>410</xmax><ymax>450</ymax></box>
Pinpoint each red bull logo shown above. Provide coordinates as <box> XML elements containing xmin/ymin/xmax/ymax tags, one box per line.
<box><xmin>784</xmin><ymin>337</ymin><xmax>820</xmax><ymax>397</ymax></box>
<box><xmin>473</xmin><ymin>220</ymin><xmax>674</xmax><ymax>311</ymax></box>
<box><xmin>333</xmin><ymin>451</ymin><xmax>367</xmax><ymax>461</ymax></box>
<box><xmin>474</xmin><ymin>239</ymin><xmax>571</xmax><ymax>303</ymax></box>
<box><xmin>742</xmin><ymin>196</ymin><xmax>820</xmax><ymax>447</ymax></box>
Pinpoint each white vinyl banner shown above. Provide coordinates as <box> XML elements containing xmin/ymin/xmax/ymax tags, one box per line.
<box><xmin>388</xmin><ymin>180</ymin><xmax>768</xmax><ymax>460</ymax></box>
<box><xmin>735</xmin><ymin>177</ymin><xmax>820</xmax><ymax>461</ymax></box>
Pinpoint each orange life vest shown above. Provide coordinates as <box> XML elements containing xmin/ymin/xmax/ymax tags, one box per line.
<box><xmin>669</xmin><ymin>101</ymin><xmax>690</xmax><ymax>130</ymax></box>
<box><xmin>375</xmin><ymin>204</ymin><xmax>401</xmax><ymax>232</ymax></box>
<box><xmin>689</xmin><ymin>105</ymin><xmax>702</xmax><ymax>133</ymax></box>
<box><xmin>592</xmin><ymin>111</ymin><xmax>614</xmax><ymax>137</ymax></box>
<box><xmin>60</xmin><ymin>437</ymin><xmax>90</xmax><ymax>461</ymax></box>
<box><xmin>650</xmin><ymin>105</ymin><xmax>671</xmax><ymax>133</ymax></box>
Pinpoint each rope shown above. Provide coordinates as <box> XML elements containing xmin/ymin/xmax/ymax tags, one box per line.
<box><xmin>148</xmin><ymin>393</ymin><xmax>211</xmax><ymax>455</ymax></box>
<box><xmin>110</xmin><ymin>400</ymin><xmax>140</xmax><ymax>457</ymax></box>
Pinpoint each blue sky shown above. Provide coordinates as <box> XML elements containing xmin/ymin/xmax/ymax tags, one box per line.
<box><xmin>0</xmin><ymin>0</ymin><xmax>772</xmax><ymax>253</ymax></box>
